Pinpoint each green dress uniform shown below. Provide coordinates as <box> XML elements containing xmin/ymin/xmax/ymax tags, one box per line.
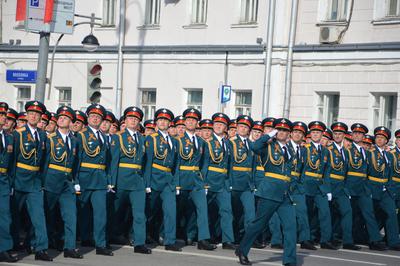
<box><xmin>238</xmin><ymin>118</ymin><xmax>297</xmax><ymax>266</ymax></box>
<box><xmin>75</xmin><ymin>104</ymin><xmax>110</xmax><ymax>249</ymax></box>
<box><xmin>344</xmin><ymin>124</ymin><xmax>384</xmax><ymax>247</ymax></box>
<box><xmin>365</xmin><ymin>127</ymin><xmax>400</xmax><ymax>249</ymax></box>
<box><xmin>202</xmin><ymin>125</ymin><xmax>235</xmax><ymax>244</ymax></box>
<box><xmin>388</xmin><ymin>144</ymin><xmax>400</xmax><ymax>226</ymax></box>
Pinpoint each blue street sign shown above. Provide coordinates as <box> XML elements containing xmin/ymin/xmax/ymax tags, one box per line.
<box><xmin>30</xmin><ymin>0</ymin><xmax>40</xmax><ymax>8</ymax></box>
<box><xmin>6</xmin><ymin>70</ymin><xmax>37</xmax><ymax>83</ymax></box>
<box><xmin>221</xmin><ymin>85</ymin><xmax>231</xmax><ymax>103</ymax></box>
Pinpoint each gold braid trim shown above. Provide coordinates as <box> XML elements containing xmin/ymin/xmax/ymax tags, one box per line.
<box><xmin>347</xmin><ymin>148</ymin><xmax>363</xmax><ymax>169</ymax></box>
<box><xmin>391</xmin><ymin>150</ymin><xmax>400</xmax><ymax>174</ymax></box>
<box><xmin>329</xmin><ymin>148</ymin><xmax>343</xmax><ymax>171</ymax></box>
<box><xmin>206</xmin><ymin>140</ymin><xmax>224</xmax><ymax>164</ymax></box>
<box><xmin>231</xmin><ymin>139</ymin><xmax>247</xmax><ymax>164</ymax></box>
<box><xmin>178</xmin><ymin>137</ymin><xmax>193</xmax><ymax>161</ymax></box>
<box><xmin>306</xmin><ymin>145</ymin><xmax>320</xmax><ymax>170</ymax></box>
<box><xmin>79</xmin><ymin>131</ymin><xmax>100</xmax><ymax>158</ymax></box>
<box><xmin>371</xmin><ymin>150</ymin><xmax>385</xmax><ymax>173</ymax></box>
<box><xmin>18</xmin><ymin>131</ymin><xmax>36</xmax><ymax>160</ymax></box>
<box><xmin>49</xmin><ymin>137</ymin><xmax>67</xmax><ymax>163</ymax></box>
<box><xmin>152</xmin><ymin>135</ymin><xmax>167</xmax><ymax>160</ymax></box>
<box><xmin>268</xmin><ymin>143</ymin><xmax>284</xmax><ymax>166</ymax></box>
<box><xmin>119</xmin><ymin>133</ymin><xmax>136</xmax><ymax>158</ymax></box>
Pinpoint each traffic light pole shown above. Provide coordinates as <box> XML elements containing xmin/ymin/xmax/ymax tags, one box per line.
<box><xmin>35</xmin><ymin>32</ymin><xmax>50</xmax><ymax>102</ymax></box>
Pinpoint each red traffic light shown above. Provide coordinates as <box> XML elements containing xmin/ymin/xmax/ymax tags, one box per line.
<box><xmin>89</xmin><ymin>64</ymin><xmax>102</xmax><ymax>75</ymax></box>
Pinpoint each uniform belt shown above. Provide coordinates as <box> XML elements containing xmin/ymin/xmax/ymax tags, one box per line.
<box><xmin>329</xmin><ymin>174</ymin><xmax>345</xmax><ymax>181</ymax></box>
<box><xmin>265</xmin><ymin>172</ymin><xmax>291</xmax><ymax>182</ymax></box>
<box><xmin>305</xmin><ymin>171</ymin><xmax>323</xmax><ymax>179</ymax></box>
<box><xmin>49</xmin><ymin>164</ymin><xmax>72</xmax><ymax>173</ymax></box>
<box><xmin>232</xmin><ymin>166</ymin><xmax>252</xmax><ymax>172</ymax></box>
<box><xmin>119</xmin><ymin>163</ymin><xmax>142</xmax><ymax>170</ymax></box>
<box><xmin>208</xmin><ymin>166</ymin><xmax>228</xmax><ymax>174</ymax></box>
<box><xmin>392</xmin><ymin>177</ymin><xmax>400</xmax><ymax>183</ymax></box>
<box><xmin>81</xmin><ymin>162</ymin><xmax>106</xmax><ymax>170</ymax></box>
<box><xmin>179</xmin><ymin>166</ymin><xmax>200</xmax><ymax>171</ymax></box>
<box><xmin>152</xmin><ymin>163</ymin><xmax>172</xmax><ymax>172</ymax></box>
<box><xmin>368</xmin><ymin>176</ymin><xmax>388</xmax><ymax>183</ymax></box>
<box><xmin>347</xmin><ymin>171</ymin><xmax>367</xmax><ymax>178</ymax></box>
<box><xmin>17</xmin><ymin>162</ymin><xmax>40</xmax><ymax>172</ymax></box>
<box><xmin>0</xmin><ymin>167</ymin><xmax>7</xmax><ymax>174</ymax></box>
<box><xmin>256</xmin><ymin>166</ymin><xmax>264</xmax><ymax>171</ymax></box>
<box><xmin>291</xmin><ymin>171</ymin><xmax>300</xmax><ymax>177</ymax></box>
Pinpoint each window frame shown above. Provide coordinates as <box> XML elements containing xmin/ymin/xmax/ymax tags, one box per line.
<box><xmin>16</xmin><ymin>86</ymin><xmax>32</xmax><ymax>112</ymax></box>
<box><xmin>57</xmin><ymin>87</ymin><xmax>72</xmax><ymax>107</ymax></box>
<box><xmin>140</xmin><ymin>88</ymin><xmax>157</xmax><ymax>121</ymax></box>
<box><xmin>234</xmin><ymin>90</ymin><xmax>252</xmax><ymax>117</ymax></box>
<box><xmin>371</xmin><ymin>93</ymin><xmax>397</xmax><ymax>132</ymax></box>
<box><xmin>239</xmin><ymin>0</ymin><xmax>259</xmax><ymax>24</ymax></box>
<box><xmin>144</xmin><ymin>0</ymin><xmax>161</xmax><ymax>26</ymax></box>
<box><xmin>102</xmin><ymin>0</ymin><xmax>117</xmax><ymax>27</ymax></box>
<box><xmin>316</xmin><ymin>92</ymin><xmax>340</xmax><ymax>126</ymax></box>
<box><xmin>186</xmin><ymin>88</ymin><xmax>203</xmax><ymax>112</ymax></box>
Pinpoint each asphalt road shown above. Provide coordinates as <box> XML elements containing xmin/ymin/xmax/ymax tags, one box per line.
<box><xmin>3</xmin><ymin>244</ymin><xmax>400</xmax><ymax>266</ymax></box>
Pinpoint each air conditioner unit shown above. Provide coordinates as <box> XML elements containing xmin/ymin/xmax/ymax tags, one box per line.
<box><xmin>319</xmin><ymin>26</ymin><xmax>341</xmax><ymax>44</ymax></box>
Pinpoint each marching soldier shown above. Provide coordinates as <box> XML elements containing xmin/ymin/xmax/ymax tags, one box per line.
<box><xmin>202</xmin><ymin>113</ymin><xmax>236</xmax><ymax>249</ymax></box>
<box><xmin>175</xmin><ymin>108</ymin><xmax>216</xmax><ymax>250</ymax></box>
<box><xmin>302</xmin><ymin>121</ymin><xmax>337</xmax><ymax>249</ymax></box>
<box><xmin>261</xmin><ymin>117</ymin><xmax>274</xmax><ymax>134</ymax></box>
<box><xmin>0</xmin><ymin>102</ymin><xmax>18</xmax><ymax>263</ymax></box>
<box><xmin>4</xmin><ymin>108</ymin><xmax>18</xmax><ymax>134</ymax></box>
<box><xmin>12</xmin><ymin>101</ymin><xmax>52</xmax><ymax>261</ymax></box>
<box><xmin>144</xmin><ymin>120</ymin><xmax>156</xmax><ymax>136</ymax></box>
<box><xmin>228</xmin><ymin>115</ymin><xmax>256</xmax><ymax>241</ymax></box>
<box><xmin>228</xmin><ymin>119</ymin><xmax>237</xmax><ymax>138</ymax></box>
<box><xmin>42</xmin><ymin>106</ymin><xmax>83</xmax><ymax>258</ymax></box>
<box><xmin>366</xmin><ymin>127</ymin><xmax>400</xmax><ymax>250</ymax></box>
<box><xmin>199</xmin><ymin>119</ymin><xmax>213</xmax><ymax>141</ymax></box>
<box><xmin>16</xmin><ymin>112</ymin><xmax>27</xmax><ymax>129</ymax></box>
<box><xmin>75</xmin><ymin>104</ymin><xmax>113</xmax><ymax>256</ymax></box>
<box><xmin>362</xmin><ymin>135</ymin><xmax>375</xmax><ymax>151</ymax></box>
<box><xmin>70</xmin><ymin>110</ymin><xmax>87</xmax><ymax>136</ymax></box>
<box><xmin>109</xmin><ymin>120</ymin><xmax>120</xmax><ymax>135</ymax></box>
<box><xmin>46</xmin><ymin>113</ymin><xmax>58</xmax><ymax>135</ymax></box>
<box><xmin>144</xmin><ymin>108</ymin><xmax>181</xmax><ymax>251</ymax></box>
<box><xmin>109</xmin><ymin>106</ymin><xmax>151</xmax><ymax>254</ymax></box>
<box><xmin>388</xmin><ymin>130</ymin><xmax>400</xmax><ymax>226</ymax></box>
<box><xmin>345</xmin><ymin>124</ymin><xmax>387</xmax><ymax>250</ymax></box>
<box><xmin>236</xmin><ymin>118</ymin><xmax>297</xmax><ymax>266</ymax></box>
<box><xmin>325</xmin><ymin>122</ymin><xmax>360</xmax><ymax>250</ymax></box>
<box><xmin>38</xmin><ymin>111</ymin><xmax>50</xmax><ymax>131</ymax></box>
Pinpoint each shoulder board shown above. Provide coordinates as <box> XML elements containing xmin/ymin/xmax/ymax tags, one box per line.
<box><xmin>48</xmin><ymin>132</ymin><xmax>56</xmax><ymax>138</ymax></box>
<box><xmin>16</xmin><ymin>127</ymin><xmax>26</xmax><ymax>132</ymax></box>
<box><xmin>151</xmin><ymin>132</ymin><xmax>158</xmax><ymax>137</ymax></box>
<box><xmin>304</xmin><ymin>143</ymin><xmax>311</xmax><ymax>148</ymax></box>
<box><xmin>230</xmin><ymin>136</ymin><xmax>237</xmax><ymax>141</ymax></box>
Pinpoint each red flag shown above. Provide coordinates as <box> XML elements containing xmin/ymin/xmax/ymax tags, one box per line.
<box><xmin>15</xmin><ymin>0</ymin><xmax>26</xmax><ymax>22</ymax></box>
<box><xmin>44</xmin><ymin>0</ymin><xmax>54</xmax><ymax>24</ymax></box>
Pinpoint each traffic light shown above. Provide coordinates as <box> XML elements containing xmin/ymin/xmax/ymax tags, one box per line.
<box><xmin>87</xmin><ymin>62</ymin><xmax>102</xmax><ymax>103</ymax></box>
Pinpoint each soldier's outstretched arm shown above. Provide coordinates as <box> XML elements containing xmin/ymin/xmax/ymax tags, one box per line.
<box><xmin>250</xmin><ymin>129</ymin><xmax>277</xmax><ymax>155</ymax></box>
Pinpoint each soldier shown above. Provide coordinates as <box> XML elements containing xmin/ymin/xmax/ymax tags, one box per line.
<box><xmin>345</xmin><ymin>123</ymin><xmax>387</xmax><ymax>250</ymax></box>
<box><xmin>42</xmin><ymin>106</ymin><xmax>83</xmax><ymax>259</ymax></box>
<box><xmin>144</xmin><ymin>108</ymin><xmax>181</xmax><ymax>251</ymax></box>
<box><xmin>249</xmin><ymin>121</ymin><xmax>263</xmax><ymax>142</ymax></box>
<box><xmin>12</xmin><ymin>101</ymin><xmax>52</xmax><ymax>261</ymax></box>
<box><xmin>46</xmin><ymin>113</ymin><xmax>58</xmax><ymax>135</ymax></box>
<box><xmin>261</xmin><ymin>117</ymin><xmax>274</xmax><ymax>134</ymax></box>
<box><xmin>366</xmin><ymin>127</ymin><xmax>400</xmax><ymax>250</ymax></box>
<box><xmin>16</xmin><ymin>112</ymin><xmax>27</xmax><ymax>129</ymax></box>
<box><xmin>228</xmin><ymin>115</ymin><xmax>256</xmax><ymax>241</ymax></box>
<box><xmin>109</xmin><ymin>120</ymin><xmax>120</xmax><ymax>135</ymax></box>
<box><xmin>174</xmin><ymin>115</ymin><xmax>186</xmax><ymax>137</ymax></box>
<box><xmin>175</xmin><ymin>108</ymin><xmax>216</xmax><ymax>250</ymax></box>
<box><xmin>228</xmin><ymin>119</ymin><xmax>237</xmax><ymax>139</ymax></box>
<box><xmin>0</xmin><ymin>102</ymin><xmax>18</xmax><ymax>263</ymax></box>
<box><xmin>109</xmin><ymin>106</ymin><xmax>151</xmax><ymax>254</ymax></box>
<box><xmin>388</xmin><ymin>130</ymin><xmax>400</xmax><ymax>227</ymax></box>
<box><xmin>362</xmin><ymin>135</ymin><xmax>375</xmax><ymax>151</ymax></box>
<box><xmin>144</xmin><ymin>120</ymin><xmax>156</xmax><ymax>136</ymax></box>
<box><xmin>38</xmin><ymin>111</ymin><xmax>50</xmax><ymax>131</ymax></box>
<box><xmin>343</xmin><ymin>131</ymin><xmax>353</xmax><ymax>149</ymax></box>
<box><xmin>120</xmin><ymin>116</ymin><xmax>126</xmax><ymax>131</ymax></box>
<box><xmin>199</xmin><ymin>119</ymin><xmax>213</xmax><ymax>141</ymax></box>
<box><xmin>236</xmin><ymin>118</ymin><xmax>297</xmax><ymax>266</ymax></box>
<box><xmin>321</xmin><ymin>129</ymin><xmax>333</xmax><ymax>147</ymax></box>
<box><xmin>70</xmin><ymin>111</ymin><xmax>87</xmax><ymax>136</ymax></box>
<box><xmin>101</xmin><ymin>111</ymin><xmax>116</xmax><ymax>145</ymax></box>
<box><xmin>75</xmin><ymin>104</ymin><xmax>113</xmax><ymax>256</ymax></box>
<box><xmin>4</xmin><ymin>108</ymin><xmax>18</xmax><ymax>134</ymax></box>
<box><xmin>325</xmin><ymin>122</ymin><xmax>361</xmax><ymax>250</ymax></box>
<box><xmin>302</xmin><ymin>121</ymin><xmax>337</xmax><ymax>249</ymax></box>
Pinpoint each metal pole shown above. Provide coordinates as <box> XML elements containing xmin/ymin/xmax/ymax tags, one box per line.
<box><xmin>283</xmin><ymin>0</ymin><xmax>299</xmax><ymax>118</ymax></box>
<box><xmin>47</xmin><ymin>33</ymin><xmax>65</xmax><ymax>100</ymax></box>
<box><xmin>35</xmin><ymin>32</ymin><xmax>50</xmax><ymax>102</ymax></box>
<box><xmin>261</xmin><ymin>0</ymin><xmax>276</xmax><ymax>118</ymax></box>
<box><xmin>115</xmin><ymin>0</ymin><xmax>126</xmax><ymax>117</ymax></box>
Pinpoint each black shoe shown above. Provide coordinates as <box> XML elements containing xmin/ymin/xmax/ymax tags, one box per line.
<box><xmin>320</xmin><ymin>242</ymin><xmax>339</xmax><ymax>250</ymax></box>
<box><xmin>186</xmin><ymin>239</ymin><xmax>195</xmax><ymax>246</ymax></box>
<box><xmin>300</xmin><ymin>241</ymin><xmax>317</xmax><ymax>250</ymax></box>
<box><xmin>271</xmin><ymin>243</ymin><xmax>283</xmax><ymax>249</ymax></box>
<box><xmin>222</xmin><ymin>242</ymin><xmax>237</xmax><ymax>250</ymax></box>
<box><xmin>35</xmin><ymin>250</ymin><xmax>53</xmax><ymax>261</ymax></box>
<box><xmin>331</xmin><ymin>239</ymin><xmax>342</xmax><ymax>247</ymax></box>
<box><xmin>284</xmin><ymin>263</ymin><xmax>296</xmax><ymax>266</ymax></box>
<box><xmin>0</xmin><ymin>251</ymin><xmax>19</xmax><ymax>263</ymax></box>
<box><xmin>252</xmin><ymin>241</ymin><xmax>266</xmax><ymax>249</ymax></box>
<box><xmin>81</xmin><ymin>240</ymin><xmax>95</xmax><ymax>247</ymax></box>
<box><xmin>388</xmin><ymin>244</ymin><xmax>400</xmax><ymax>251</ymax></box>
<box><xmin>235</xmin><ymin>248</ymin><xmax>252</xmax><ymax>265</ymax></box>
<box><xmin>64</xmin><ymin>249</ymin><xmax>83</xmax><ymax>259</ymax></box>
<box><xmin>134</xmin><ymin>245</ymin><xmax>152</xmax><ymax>254</ymax></box>
<box><xmin>110</xmin><ymin>236</ymin><xmax>129</xmax><ymax>245</ymax></box>
<box><xmin>198</xmin><ymin>240</ymin><xmax>217</xmax><ymax>250</ymax></box>
<box><xmin>165</xmin><ymin>244</ymin><xmax>182</xmax><ymax>252</ymax></box>
<box><xmin>343</xmin><ymin>244</ymin><xmax>362</xmax><ymax>250</ymax></box>
<box><xmin>25</xmin><ymin>245</ymin><xmax>34</xmax><ymax>254</ymax></box>
<box><xmin>369</xmin><ymin>241</ymin><xmax>388</xmax><ymax>251</ymax></box>
<box><xmin>96</xmin><ymin>247</ymin><xmax>114</xmax><ymax>256</ymax></box>
<box><xmin>146</xmin><ymin>236</ymin><xmax>157</xmax><ymax>245</ymax></box>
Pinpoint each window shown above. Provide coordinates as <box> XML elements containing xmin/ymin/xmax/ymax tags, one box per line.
<box><xmin>239</xmin><ymin>0</ymin><xmax>258</xmax><ymax>24</ymax></box>
<box><xmin>326</xmin><ymin>0</ymin><xmax>349</xmax><ymax>21</ymax></box>
<box><xmin>235</xmin><ymin>91</ymin><xmax>252</xmax><ymax>116</ymax></box>
<box><xmin>145</xmin><ymin>0</ymin><xmax>161</xmax><ymax>25</ymax></box>
<box><xmin>16</xmin><ymin>86</ymin><xmax>31</xmax><ymax>112</ymax></box>
<box><xmin>102</xmin><ymin>0</ymin><xmax>116</xmax><ymax>26</ymax></box>
<box><xmin>387</xmin><ymin>0</ymin><xmax>400</xmax><ymax>17</ymax></box>
<box><xmin>317</xmin><ymin>93</ymin><xmax>339</xmax><ymax>126</ymax></box>
<box><xmin>372</xmin><ymin>94</ymin><xmax>397</xmax><ymax>132</ymax></box>
<box><xmin>58</xmin><ymin>87</ymin><xmax>72</xmax><ymax>107</ymax></box>
<box><xmin>191</xmin><ymin>0</ymin><xmax>208</xmax><ymax>24</ymax></box>
<box><xmin>186</xmin><ymin>89</ymin><xmax>203</xmax><ymax>111</ymax></box>
<box><xmin>141</xmin><ymin>89</ymin><xmax>157</xmax><ymax>120</ymax></box>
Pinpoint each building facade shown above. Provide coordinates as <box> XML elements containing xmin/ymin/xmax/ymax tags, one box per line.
<box><xmin>0</xmin><ymin>0</ymin><xmax>399</xmax><ymax>132</ymax></box>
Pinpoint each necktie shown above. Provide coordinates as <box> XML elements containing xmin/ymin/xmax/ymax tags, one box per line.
<box><xmin>221</xmin><ymin>139</ymin><xmax>225</xmax><ymax>152</ymax></box>
<box><xmin>65</xmin><ymin>136</ymin><xmax>70</xmax><ymax>151</ymax></box>
<box><xmin>360</xmin><ymin>147</ymin><xmax>365</xmax><ymax>160</ymax></box>
<box><xmin>383</xmin><ymin>151</ymin><xmax>388</xmax><ymax>164</ymax></box>
<box><xmin>97</xmin><ymin>131</ymin><xmax>103</xmax><ymax>147</ymax></box>
<box><xmin>34</xmin><ymin>131</ymin><xmax>40</xmax><ymax>148</ymax></box>
<box><xmin>283</xmin><ymin>146</ymin><xmax>289</xmax><ymax>162</ymax></box>
<box><xmin>192</xmin><ymin>136</ymin><xmax>197</xmax><ymax>152</ymax></box>
<box><xmin>166</xmin><ymin>136</ymin><xmax>171</xmax><ymax>150</ymax></box>
<box><xmin>133</xmin><ymin>133</ymin><xmax>137</xmax><ymax>143</ymax></box>
<box><xmin>244</xmin><ymin>139</ymin><xmax>249</xmax><ymax>150</ymax></box>
<box><xmin>296</xmin><ymin>145</ymin><xmax>300</xmax><ymax>160</ymax></box>
<box><xmin>0</xmin><ymin>133</ymin><xmax>3</xmax><ymax>153</ymax></box>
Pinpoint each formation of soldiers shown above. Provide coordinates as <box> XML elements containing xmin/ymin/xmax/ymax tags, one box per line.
<box><xmin>0</xmin><ymin>100</ymin><xmax>399</xmax><ymax>266</ymax></box>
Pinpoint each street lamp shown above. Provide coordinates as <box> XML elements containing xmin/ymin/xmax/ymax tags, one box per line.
<box><xmin>47</xmin><ymin>13</ymin><xmax>101</xmax><ymax>99</ymax></box>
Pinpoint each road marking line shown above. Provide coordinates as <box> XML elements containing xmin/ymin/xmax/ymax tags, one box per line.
<box><xmin>335</xmin><ymin>249</ymin><xmax>400</xmax><ymax>259</ymax></box>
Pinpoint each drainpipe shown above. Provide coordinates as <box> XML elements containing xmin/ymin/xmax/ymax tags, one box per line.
<box><xmin>283</xmin><ymin>0</ymin><xmax>299</xmax><ymax>118</ymax></box>
<box><xmin>261</xmin><ymin>0</ymin><xmax>276</xmax><ymax>118</ymax></box>
<box><xmin>115</xmin><ymin>0</ymin><xmax>126</xmax><ymax>117</ymax></box>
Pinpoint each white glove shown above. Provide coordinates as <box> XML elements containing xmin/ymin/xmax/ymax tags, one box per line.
<box><xmin>74</xmin><ymin>184</ymin><xmax>81</xmax><ymax>192</ymax></box>
<box><xmin>382</xmin><ymin>186</ymin><xmax>387</xmax><ymax>192</ymax></box>
<box><xmin>327</xmin><ymin>193</ymin><xmax>332</xmax><ymax>201</ymax></box>
<box><xmin>268</xmin><ymin>129</ymin><xmax>278</xmax><ymax>138</ymax></box>
<box><xmin>176</xmin><ymin>189</ymin><xmax>180</xmax><ymax>195</ymax></box>
<box><xmin>107</xmin><ymin>185</ymin><xmax>115</xmax><ymax>193</ymax></box>
<box><xmin>10</xmin><ymin>188</ymin><xmax>14</xmax><ymax>196</ymax></box>
<box><xmin>229</xmin><ymin>186</ymin><xmax>233</xmax><ymax>191</ymax></box>
<box><xmin>205</xmin><ymin>188</ymin><xmax>208</xmax><ymax>195</ymax></box>
<box><xmin>146</xmin><ymin>187</ymin><xmax>152</xmax><ymax>193</ymax></box>
<box><xmin>348</xmin><ymin>195</ymin><xmax>351</xmax><ymax>199</ymax></box>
